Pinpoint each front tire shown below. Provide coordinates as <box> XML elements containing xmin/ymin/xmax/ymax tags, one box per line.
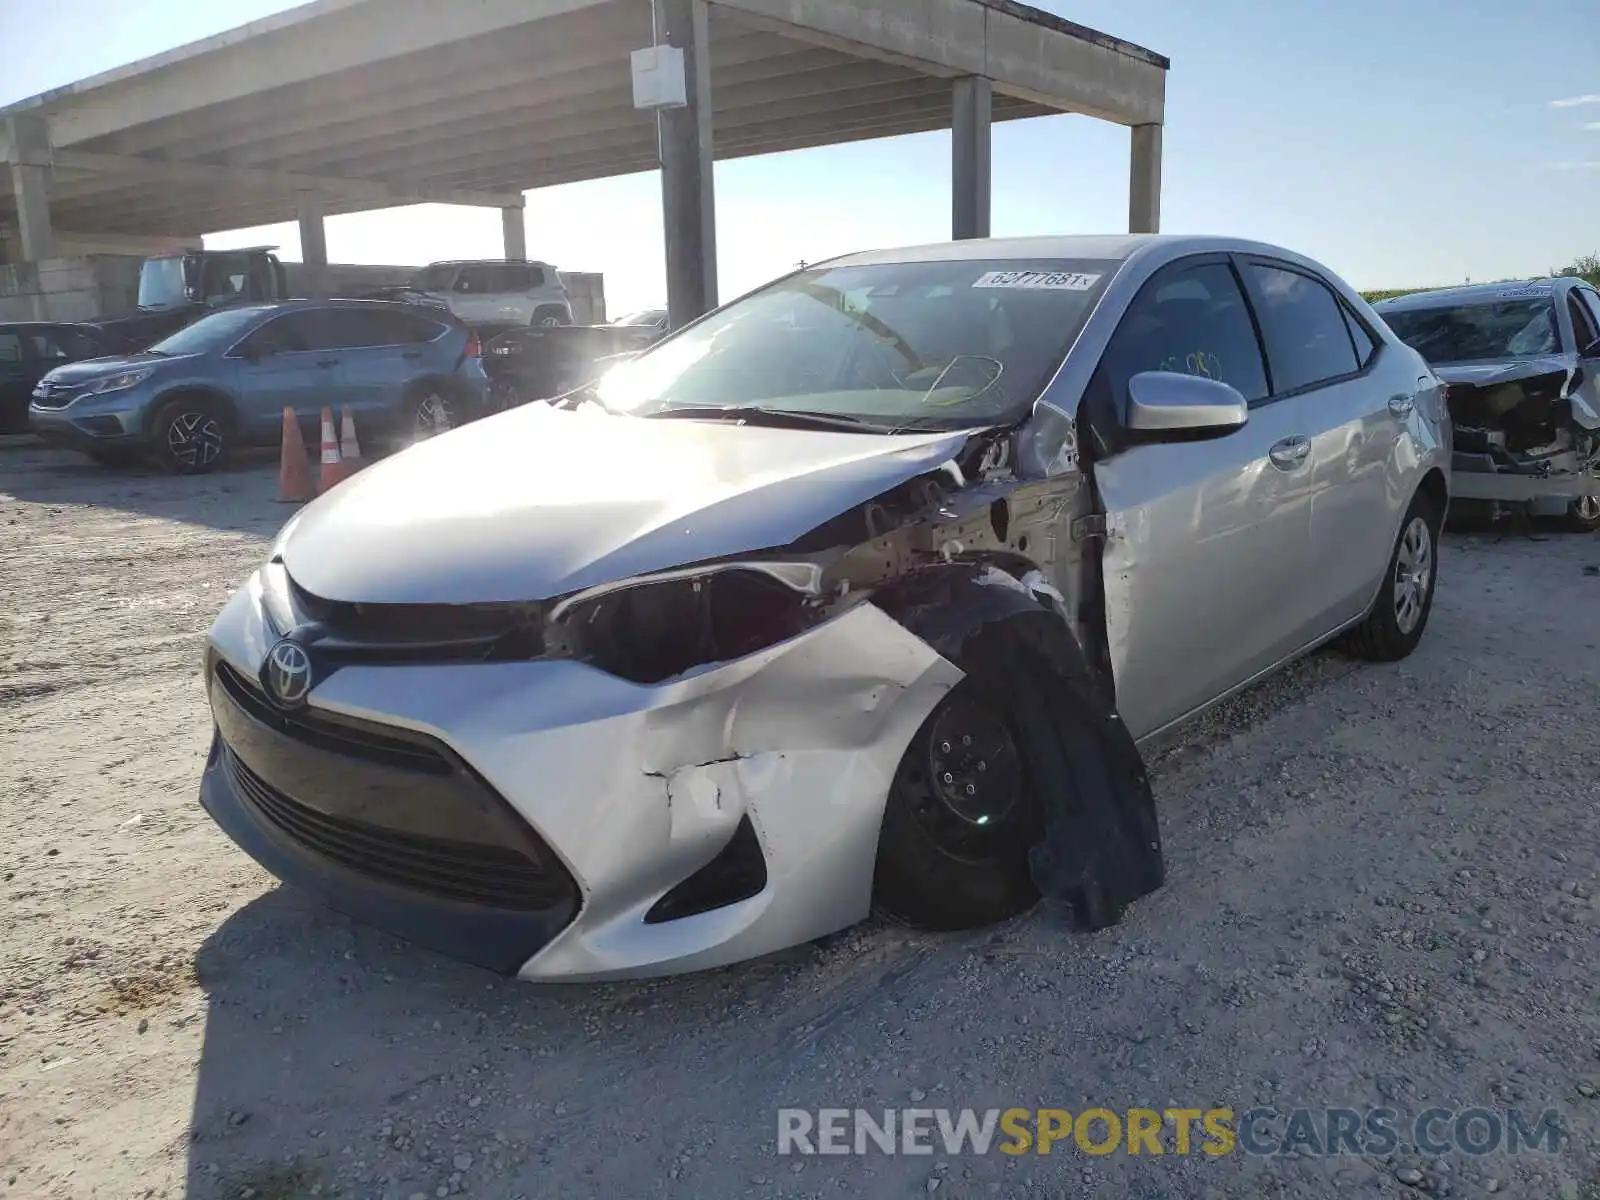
<box><xmin>875</xmin><ymin>671</ymin><xmax>1040</xmax><ymax>930</ymax></box>
<box><xmin>1340</xmin><ymin>490</ymin><xmax>1440</xmax><ymax>662</ymax></box>
<box><xmin>150</xmin><ymin>399</ymin><xmax>228</xmax><ymax>475</ymax></box>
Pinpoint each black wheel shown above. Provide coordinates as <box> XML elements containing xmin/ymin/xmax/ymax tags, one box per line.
<box><xmin>876</xmin><ymin>675</ymin><xmax>1039</xmax><ymax>930</ymax></box>
<box><xmin>1340</xmin><ymin>490</ymin><xmax>1441</xmax><ymax>662</ymax></box>
<box><xmin>150</xmin><ymin>399</ymin><xmax>227</xmax><ymax>475</ymax></box>
<box><xmin>1564</xmin><ymin>491</ymin><xmax>1600</xmax><ymax>533</ymax></box>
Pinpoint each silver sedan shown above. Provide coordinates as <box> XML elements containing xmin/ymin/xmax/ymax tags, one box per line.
<box><xmin>199</xmin><ymin>234</ymin><xmax>1451</xmax><ymax>980</ymax></box>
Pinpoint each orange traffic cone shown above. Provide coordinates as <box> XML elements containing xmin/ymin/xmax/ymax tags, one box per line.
<box><xmin>338</xmin><ymin>408</ymin><xmax>363</xmax><ymax>474</ymax></box>
<box><xmin>276</xmin><ymin>408</ymin><xmax>315</xmax><ymax>503</ymax></box>
<box><xmin>318</xmin><ymin>406</ymin><xmax>346</xmax><ymax>493</ymax></box>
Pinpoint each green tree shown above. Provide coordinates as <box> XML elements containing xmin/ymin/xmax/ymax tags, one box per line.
<box><xmin>1554</xmin><ymin>253</ymin><xmax>1600</xmax><ymax>285</ymax></box>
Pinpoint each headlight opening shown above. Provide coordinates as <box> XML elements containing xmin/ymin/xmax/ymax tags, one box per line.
<box><xmin>550</xmin><ymin>568</ymin><xmax>826</xmax><ymax>684</ymax></box>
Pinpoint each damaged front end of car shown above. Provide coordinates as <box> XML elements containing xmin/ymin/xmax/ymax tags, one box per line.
<box><xmin>206</xmin><ymin>410</ymin><xmax>1162</xmax><ymax>980</ymax></box>
<box><xmin>1441</xmin><ymin>356</ymin><xmax>1600</xmax><ymax>507</ymax></box>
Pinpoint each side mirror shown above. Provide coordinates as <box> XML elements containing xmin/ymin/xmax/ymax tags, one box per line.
<box><xmin>1126</xmin><ymin>371</ymin><xmax>1249</xmax><ymax>438</ymax></box>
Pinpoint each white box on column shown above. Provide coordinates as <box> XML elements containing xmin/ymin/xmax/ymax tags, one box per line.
<box><xmin>631</xmin><ymin>45</ymin><xmax>688</xmax><ymax>110</ymax></box>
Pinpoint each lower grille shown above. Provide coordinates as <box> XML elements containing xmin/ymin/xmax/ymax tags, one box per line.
<box><xmin>224</xmin><ymin>746</ymin><xmax>569</xmax><ymax>911</ymax></box>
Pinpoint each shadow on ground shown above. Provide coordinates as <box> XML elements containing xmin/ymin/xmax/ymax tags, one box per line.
<box><xmin>182</xmin><ymin>887</ymin><xmax>916</xmax><ymax>1200</ymax></box>
<box><xmin>0</xmin><ymin>439</ymin><xmax>290</xmax><ymax>536</ymax></box>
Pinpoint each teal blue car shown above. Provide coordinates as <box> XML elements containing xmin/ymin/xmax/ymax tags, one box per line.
<box><xmin>28</xmin><ymin>298</ymin><xmax>490</xmax><ymax>472</ymax></box>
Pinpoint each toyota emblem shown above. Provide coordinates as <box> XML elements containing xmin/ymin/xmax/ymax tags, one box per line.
<box><xmin>264</xmin><ymin>638</ymin><xmax>314</xmax><ymax>708</ymax></box>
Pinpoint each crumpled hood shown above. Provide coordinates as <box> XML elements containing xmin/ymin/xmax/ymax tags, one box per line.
<box><xmin>41</xmin><ymin>351</ymin><xmax>193</xmax><ymax>384</ymax></box>
<box><xmin>281</xmin><ymin>402</ymin><xmax>971</xmax><ymax>604</ymax></box>
<box><xmin>1430</xmin><ymin>354</ymin><xmax>1575</xmax><ymax>387</ymax></box>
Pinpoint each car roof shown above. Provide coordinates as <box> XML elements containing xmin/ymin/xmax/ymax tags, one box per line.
<box><xmin>421</xmin><ymin>259</ymin><xmax>556</xmax><ymax>269</ymax></box>
<box><xmin>253</xmin><ymin>297</ymin><xmax>458</xmax><ymax>317</ymax></box>
<box><xmin>1375</xmin><ymin>278</ymin><xmax>1576</xmax><ymax>312</ymax></box>
<box><xmin>818</xmin><ymin>233</ymin><xmax>1332</xmax><ymax>269</ymax></box>
<box><xmin>0</xmin><ymin>320</ymin><xmax>104</xmax><ymax>331</ymax></box>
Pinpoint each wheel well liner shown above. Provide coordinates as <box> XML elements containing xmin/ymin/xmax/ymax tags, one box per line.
<box><xmin>1418</xmin><ymin>466</ymin><xmax>1448</xmax><ymax>518</ymax></box>
<box><xmin>146</xmin><ymin>387</ymin><xmax>238</xmax><ymax>436</ymax></box>
<box><xmin>873</xmin><ymin>564</ymin><xmax>1164</xmax><ymax>930</ymax></box>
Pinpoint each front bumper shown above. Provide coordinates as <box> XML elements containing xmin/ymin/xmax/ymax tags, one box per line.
<box><xmin>201</xmin><ymin>573</ymin><xmax>962</xmax><ymax>981</ymax></box>
<box><xmin>28</xmin><ymin>396</ymin><xmax>147</xmax><ymax>450</ymax></box>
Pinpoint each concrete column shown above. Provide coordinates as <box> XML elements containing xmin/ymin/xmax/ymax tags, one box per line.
<box><xmin>656</xmin><ymin>0</ymin><xmax>718</xmax><ymax>329</ymax></box>
<box><xmin>1128</xmin><ymin>123</ymin><xmax>1163</xmax><ymax>234</ymax></box>
<box><xmin>296</xmin><ymin>190</ymin><xmax>328</xmax><ymax>267</ymax></box>
<box><xmin>5</xmin><ymin>115</ymin><xmax>55</xmax><ymax>262</ymax></box>
<box><xmin>951</xmin><ymin>76</ymin><xmax>992</xmax><ymax>241</ymax></box>
<box><xmin>501</xmin><ymin>204</ymin><xmax>527</xmax><ymax>261</ymax></box>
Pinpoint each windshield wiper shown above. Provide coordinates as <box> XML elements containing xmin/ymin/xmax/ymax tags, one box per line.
<box><xmin>648</xmin><ymin>405</ymin><xmax>877</xmax><ymax>432</ymax></box>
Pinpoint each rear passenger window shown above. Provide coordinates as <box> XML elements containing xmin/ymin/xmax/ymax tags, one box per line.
<box><xmin>499</xmin><ymin>263</ymin><xmax>544</xmax><ymax>291</ymax></box>
<box><xmin>0</xmin><ymin>333</ymin><xmax>22</xmax><ymax>363</ymax></box>
<box><xmin>384</xmin><ymin>312</ymin><xmax>446</xmax><ymax>344</ymax></box>
<box><xmin>1343</xmin><ymin>306</ymin><xmax>1377</xmax><ymax>367</ymax></box>
<box><xmin>1245</xmin><ymin>263</ymin><xmax>1361</xmax><ymax>393</ymax></box>
<box><xmin>1101</xmin><ymin>260</ymin><xmax>1270</xmax><ymax>409</ymax></box>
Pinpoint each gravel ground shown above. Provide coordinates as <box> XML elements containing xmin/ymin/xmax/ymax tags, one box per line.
<box><xmin>3</xmin><ymin>437</ymin><xmax>1599</xmax><ymax>1200</ymax></box>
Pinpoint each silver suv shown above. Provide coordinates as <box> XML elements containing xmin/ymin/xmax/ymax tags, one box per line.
<box><xmin>409</xmin><ymin>260</ymin><xmax>572</xmax><ymax>328</ymax></box>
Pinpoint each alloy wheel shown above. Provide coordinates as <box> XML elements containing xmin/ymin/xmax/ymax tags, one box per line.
<box><xmin>166</xmin><ymin>411</ymin><xmax>224</xmax><ymax>469</ymax></box>
<box><xmin>1393</xmin><ymin>515</ymin><xmax>1433</xmax><ymax>635</ymax></box>
<box><xmin>1573</xmin><ymin>495</ymin><xmax>1600</xmax><ymax>524</ymax></box>
<box><xmin>413</xmin><ymin>392</ymin><xmax>456</xmax><ymax>439</ymax></box>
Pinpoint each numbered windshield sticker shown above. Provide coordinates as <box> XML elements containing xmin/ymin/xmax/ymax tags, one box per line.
<box><xmin>972</xmin><ymin>270</ymin><xmax>1102</xmax><ymax>292</ymax></box>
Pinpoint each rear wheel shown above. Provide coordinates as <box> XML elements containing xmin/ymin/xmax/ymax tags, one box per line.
<box><xmin>1340</xmin><ymin>490</ymin><xmax>1440</xmax><ymax>662</ymax></box>
<box><xmin>407</xmin><ymin>386</ymin><xmax>458</xmax><ymax>441</ymax></box>
<box><xmin>150</xmin><ymin>399</ymin><xmax>228</xmax><ymax>475</ymax></box>
<box><xmin>1565</xmin><ymin>492</ymin><xmax>1600</xmax><ymax>533</ymax></box>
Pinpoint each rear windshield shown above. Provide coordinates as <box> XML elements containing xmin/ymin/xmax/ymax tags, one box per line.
<box><xmin>1382</xmin><ymin>297</ymin><xmax>1560</xmax><ymax>364</ymax></box>
<box><xmin>595</xmin><ymin>258</ymin><xmax>1116</xmax><ymax>431</ymax></box>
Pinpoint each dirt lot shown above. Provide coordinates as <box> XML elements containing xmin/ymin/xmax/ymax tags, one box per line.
<box><xmin>3</xmin><ymin>437</ymin><xmax>1599</xmax><ymax>1200</ymax></box>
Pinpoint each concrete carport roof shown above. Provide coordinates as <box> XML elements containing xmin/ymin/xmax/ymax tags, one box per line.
<box><xmin>0</xmin><ymin>0</ymin><xmax>1167</xmax><ymax>324</ymax></box>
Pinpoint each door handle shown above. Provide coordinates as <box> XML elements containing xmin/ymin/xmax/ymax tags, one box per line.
<box><xmin>316</xmin><ymin>358</ymin><xmax>340</xmax><ymax>369</ymax></box>
<box><xmin>1268</xmin><ymin>436</ymin><xmax>1311</xmax><ymax>470</ymax></box>
<box><xmin>1387</xmin><ymin>393</ymin><xmax>1415</xmax><ymax>419</ymax></box>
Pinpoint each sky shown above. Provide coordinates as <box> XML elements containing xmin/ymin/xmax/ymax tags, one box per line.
<box><xmin>1</xmin><ymin>0</ymin><xmax>1596</xmax><ymax>314</ymax></box>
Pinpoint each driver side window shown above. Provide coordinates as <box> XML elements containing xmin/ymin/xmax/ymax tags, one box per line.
<box><xmin>1102</xmin><ymin>260</ymin><xmax>1270</xmax><ymax>414</ymax></box>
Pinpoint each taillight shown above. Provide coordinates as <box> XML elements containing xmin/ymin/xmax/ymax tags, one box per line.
<box><xmin>465</xmin><ymin>331</ymin><xmax>483</xmax><ymax>357</ymax></box>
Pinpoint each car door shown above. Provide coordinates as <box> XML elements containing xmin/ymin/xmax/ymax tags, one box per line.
<box><xmin>1237</xmin><ymin>258</ymin><xmax>1395</xmax><ymax>636</ymax></box>
<box><xmin>448</xmin><ymin>264</ymin><xmax>498</xmax><ymax>325</ymax></box>
<box><xmin>1567</xmin><ymin>286</ymin><xmax>1600</xmax><ymax>428</ymax></box>
<box><xmin>230</xmin><ymin>311</ymin><xmax>351</xmax><ymax>440</ymax></box>
<box><xmin>0</xmin><ymin>329</ymin><xmax>32</xmax><ymax>429</ymax></box>
<box><xmin>1087</xmin><ymin>255</ymin><xmax>1317</xmax><ymax>740</ymax></box>
<box><xmin>327</xmin><ymin>308</ymin><xmax>441</xmax><ymax>425</ymax></box>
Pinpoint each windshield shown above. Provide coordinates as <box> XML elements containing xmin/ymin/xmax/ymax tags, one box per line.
<box><xmin>146</xmin><ymin>307</ymin><xmax>270</xmax><ymax>356</ymax></box>
<box><xmin>137</xmin><ymin>257</ymin><xmax>190</xmax><ymax>310</ymax></box>
<box><xmin>1382</xmin><ymin>296</ymin><xmax>1560</xmax><ymax>364</ymax></box>
<box><xmin>593</xmin><ymin>259</ymin><xmax>1114</xmax><ymax>430</ymax></box>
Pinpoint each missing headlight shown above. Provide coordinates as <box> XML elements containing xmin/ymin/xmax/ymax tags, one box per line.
<box><xmin>549</xmin><ymin>568</ymin><xmax>825</xmax><ymax>684</ymax></box>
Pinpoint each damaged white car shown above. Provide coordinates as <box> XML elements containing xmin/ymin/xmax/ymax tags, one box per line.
<box><xmin>200</xmin><ymin>235</ymin><xmax>1450</xmax><ymax>981</ymax></box>
<box><xmin>1375</xmin><ymin>278</ymin><xmax>1600</xmax><ymax>530</ymax></box>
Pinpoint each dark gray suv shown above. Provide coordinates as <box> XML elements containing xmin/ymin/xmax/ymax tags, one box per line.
<box><xmin>29</xmin><ymin>299</ymin><xmax>490</xmax><ymax>472</ymax></box>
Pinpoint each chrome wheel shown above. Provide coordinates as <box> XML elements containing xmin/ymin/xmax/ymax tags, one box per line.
<box><xmin>165</xmin><ymin>411</ymin><xmax>224</xmax><ymax>469</ymax></box>
<box><xmin>536</xmin><ymin>315</ymin><xmax>563</xmax><ymax>328</ymax></box>
<box><xmin>412</xmin><ymin>392</ymin><xmax>456</xmax><ymax>439</ymax></box>
<box><xmin>1573</xmin><ymin>495</ymin><xmax>1600</xmax><ymax>524</ymax></box>
<box><xmin>1393</xmin><ymin>515</ymin><xmax>1433</xmax><ymax>635</ymax></box>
